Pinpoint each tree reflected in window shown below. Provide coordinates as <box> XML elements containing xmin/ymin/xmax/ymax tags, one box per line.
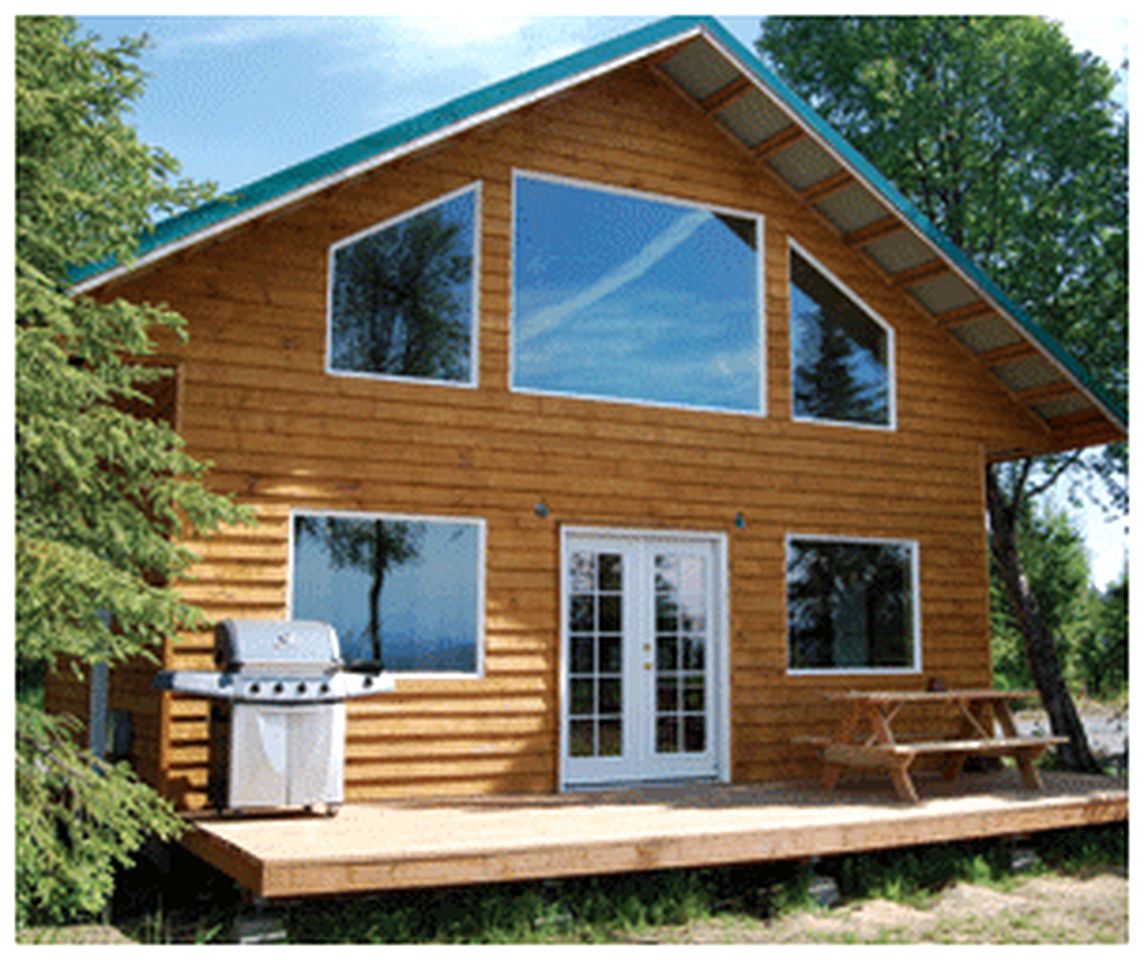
<box><xmin>791</xmin><ymin>250</ymin><xmax>891</xmax><ymax>427</ymax></box>
<box><xmin>787</xmin><ymin>538</ymin><xmax>916</xmax><ymax>670</ymax></box>
<box><xmin>292</xmin><ymin>513</ymin><xmax>481</xmax><ymax>674</ymax></box>
<box><xmin>329</xmin><ymin>186</ymin><xmax>477</xmax><ymax>384</ymax></box>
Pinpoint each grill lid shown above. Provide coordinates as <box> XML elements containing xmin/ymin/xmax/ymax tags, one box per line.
<box><xmin>215</xmin><ymin>619</ymin><xmax>342</xmax><ymax>671</ymax></box>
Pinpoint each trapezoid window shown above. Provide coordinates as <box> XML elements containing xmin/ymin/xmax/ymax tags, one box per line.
<box><xmin>511</xmin><ymin>173</ymin><xmax>764</xmax><ymax>414</ymax></box>
<box><xmin>327</xmin><ymin>184</ymin><xmax>479</xmax><ymax>386</ymax></box>
<box><xmin>786</xmin><ymin>536</ymin><xmax>919</xmax><ymax>673</ymax></box>
<box><xmin>290</xmin><ymin>511</ymin><xmax>484</xmax><ymax>676</ymax></box>
<box><xmin>790</xmin><ymin>246</ymin><xmax>893</xmax><ymax>428</ymax></box>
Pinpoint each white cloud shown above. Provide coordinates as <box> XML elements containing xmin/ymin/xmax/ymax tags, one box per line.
<box><xmin>1053</xmin><ymin>15</ymin><xmax>1129</xmax><ymax>71</ymax></box>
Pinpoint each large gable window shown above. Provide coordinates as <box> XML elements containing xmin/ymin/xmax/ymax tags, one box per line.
<box><xmin>327</xmin><ymin>184</ymin><xmax>480</xmax><ymax>386</ymax></box>
<box><xmin>790</xmin><ymin>245</ymin><xmax>894</xmax><ymax>428</ymax></box>
<box><xmin>786</xmin><ymin>536</ymin><xmax>919</xmax><ymax>673</ymax></box>
<box><xmin>290</xmin><ymin>511</ymin><xmax>484</xmax><ymax>676</ymax></box>
<box><xmin>511</xmin><ymin>173</ymin><xmax>764</xmax><ymax>414</ymax></box>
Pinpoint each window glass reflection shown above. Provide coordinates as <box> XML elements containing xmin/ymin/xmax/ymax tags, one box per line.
<box><xmin>513</xmin><ymin>175</ymin><xmax>762</xmax><ymax>412</ymax></box>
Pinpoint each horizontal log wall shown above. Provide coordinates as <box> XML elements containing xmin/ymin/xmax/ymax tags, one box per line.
<box><xmin>95</xmin><ymin>62</ymin><xmax>1050</xmax><ymax>807</ymax></box>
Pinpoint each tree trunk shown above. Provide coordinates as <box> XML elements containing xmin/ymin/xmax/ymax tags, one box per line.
<box><xmin>985</xmin><ymin>465</ymin><xmax>1102</xmax><ymax>773</ymax></box>
<box><xmin>368</xmin><ymin>520</ymin><xmax>386</xmax><ymax>669</ymax></box>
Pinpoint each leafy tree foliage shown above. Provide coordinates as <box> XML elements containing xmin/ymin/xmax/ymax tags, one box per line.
<box><xmin>757</xmin><ymin>16</ymin><xmax>1127</xmax><ymax>770</ymax></box>
<box><xmin>990</xmin><ymin>506</ymin><xmax>1092</xmax><ymax>690</ymax></box>
<box><xmin>16</xmin><ymin>16</ymin><xmax>250</xmax><ymax>924</ymax></box>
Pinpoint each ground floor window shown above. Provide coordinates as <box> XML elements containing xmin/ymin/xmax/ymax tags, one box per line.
<box><xmin>786</xmin><ymin>535</ymin><xmax>919</xmax><ymax>672</ymax></box>
<box><xmin>290</xmin><ymin>510</ymin><xmax>484</xmax><ymax>675</ymax></box>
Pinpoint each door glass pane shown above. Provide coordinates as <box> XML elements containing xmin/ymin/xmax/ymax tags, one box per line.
<box><xmin>567</xmin><ymin>550</ymin><xmax>623</xmax><ymax>760</ymax></box>
<box><xmin>654</xmin><ymin>550</ymin><xmax>708</xmax><ymax>756</ymax></box>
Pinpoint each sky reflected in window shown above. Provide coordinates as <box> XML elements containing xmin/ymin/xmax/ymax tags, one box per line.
<box><xmin>513</xmin><ymin>176</ymin><xmax>762</xmax><ymax>412</ymax></box>
<box><xmin>292</xmin><ymin>514</ymin><xmax>481</xmax><ymax>673</ymax></box>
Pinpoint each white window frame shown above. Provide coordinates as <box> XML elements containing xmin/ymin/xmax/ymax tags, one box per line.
<box><xmin>788</xmin><ymin>238</ymin><xmax>897</xmax><ymax>432</ymax></box>
<box><xmin>509</xmin><ymin>168</ymin><xmax>767</xmax><ymax>418</ymax></box>
<box><xmin>288</xmin><ymin>507</ymin><xmax>486</xmax><ymax>680</ymax></box>
<box><xmin>784</xmin><ymin>532</ymin><xmax>922</xmax><ymax>676</ymax></box>
<box><xmin>326</xmin><ymin>182</ymin><xmax>482</xmax><ymax>389</ymax></box>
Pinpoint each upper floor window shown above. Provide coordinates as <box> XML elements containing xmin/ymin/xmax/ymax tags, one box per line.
<box><xmin>790</xmin><ymin>245</ymin><xmax>894</xmax><ymax>428</ymax></box>
<box><xmin>328</xmin><ymin>184</ymin><xmax>480</xmax><ymax>386</ymax></box>
<box><xmin>511</xmin><ymin>173</ymin><xmax>764</xmax><ymax>414</ymax></box>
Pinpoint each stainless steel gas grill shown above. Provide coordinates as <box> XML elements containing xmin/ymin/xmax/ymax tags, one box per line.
<box><xmin>154</xmin><ymin>619</ymin><xmax>394</xmax><ymax>816</ymax></box>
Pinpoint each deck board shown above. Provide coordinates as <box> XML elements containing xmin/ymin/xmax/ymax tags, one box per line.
<box><xmin>181</xmin><ymin>772</ymin><xmax>1126</xmax><ymax>899</ymax></box>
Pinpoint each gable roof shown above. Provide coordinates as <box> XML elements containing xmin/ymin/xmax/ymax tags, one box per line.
<box><xmin>72</xmin><ymin>15</ymin><xmax>1125</xmax><ymax>451</ymax></box>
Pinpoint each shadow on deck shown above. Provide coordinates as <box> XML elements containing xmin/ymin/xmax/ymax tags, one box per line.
<box><xmin>182</xmin><ymin>771</ymin><xmax>1127</xmax><ymax>899</ymax></box>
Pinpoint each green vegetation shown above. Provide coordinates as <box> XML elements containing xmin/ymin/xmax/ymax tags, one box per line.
<box><xmin>15</xmin><ymin>16</ymin><xmax>250</xmax><ymax>926</ymax></box>
<box><xmin>991</xmin><ymin>503</ymin><xmax>1128</xmax><ymax>702</ymax></box>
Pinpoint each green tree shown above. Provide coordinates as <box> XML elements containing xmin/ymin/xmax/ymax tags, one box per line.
<box><xmin>16</xmin><ymin>16</ymin><xmax>251</xmax><ymax>924</ymax></box>
<box><xmin>990</xmin><ymin>506</ymin><xmax>1093</xmax><ymax>691</ymax></box>
<box><xmin>757</xmin><ymin>16</ymin><xmax>1127</xmax><ymax>772</ymax></box>
<box><xmin>1071</xmin><ymin>568</ymin><xmax>1128</xmax><ymax>700</ymax></box>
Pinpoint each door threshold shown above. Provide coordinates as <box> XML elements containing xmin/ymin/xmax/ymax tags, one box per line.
<box><xmin>563</xmin><ymin>777</ymin><xmax>722</xmax><ymax>793</ymax></box>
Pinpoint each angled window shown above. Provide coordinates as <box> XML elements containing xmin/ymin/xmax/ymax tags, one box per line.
<box><xmin>328</xmin><ymin>184</ymin><xmax>480</xmax><ymax>386</ymax></box>
<box><xmin>290</xmin><ymin>511</ymin><xmax>484</xmax><ymax>676</ymax></box>
<box><xmin>786</xmin><ymin>536</ymin><xmax>919</xmax><ymax>673</ymax></box>
<box><xmin>512</xmin><ymin>173</ymin><xmax>764</xmax><ymax>414</ymax></box>
<box><xmin>790</xmin><ymin>246</ymin><xmax>894</xmax><ymax>428</ymax></box>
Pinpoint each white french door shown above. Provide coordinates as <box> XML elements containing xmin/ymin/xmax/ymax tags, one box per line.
<box><xmin>561</xmin><ymin>529</ymin><xmax>727</xmax><ymax>788</ymax></box>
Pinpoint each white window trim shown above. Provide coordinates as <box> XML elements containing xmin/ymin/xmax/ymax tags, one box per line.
<box><xmin>784</xmin><ymin>532</ymin><xmax>922</xmax><ymax>676</ymax></box>
<box><xmin>787</xmin><ymin>237</ymin><xmax>898</xmax><ymax>432</ymax></box>
<box><xmin>326</xmin><ymin>182</ymin><xmax>482</xmax><ymax>389</ymax></box>
<box><xmin>288</xmin><ymin>507</ymin><xmax>486</xmax><ymax>680</ymax></box>
<box><xmin>509</xmin><ymin>168</ymin><xmax>767</xmax><ymax>418</ymax></box>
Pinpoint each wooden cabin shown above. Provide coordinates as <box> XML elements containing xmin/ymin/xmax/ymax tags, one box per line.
<box><xmin>54</xmin><ymin>17</ymin><xmax>1125</xmax><ymax>815</ymax></box>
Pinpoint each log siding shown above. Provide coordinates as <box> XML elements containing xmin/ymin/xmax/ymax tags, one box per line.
<box><xmin>67</xmin><ymin>61</ymin><xmax>1050</xmax><ymax>808</ymax></box>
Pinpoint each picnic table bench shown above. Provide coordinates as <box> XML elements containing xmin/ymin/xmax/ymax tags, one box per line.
<box><xmin>793</xmin><ymin>688</ymin><xmax>1067</xmax><ymax>804</ymax></box>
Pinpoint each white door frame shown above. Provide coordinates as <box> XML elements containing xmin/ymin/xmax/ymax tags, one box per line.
<box><xmin>558</xmin><ymin>526</ymin><xmax>731</xmax><ymax>791</ymax></box>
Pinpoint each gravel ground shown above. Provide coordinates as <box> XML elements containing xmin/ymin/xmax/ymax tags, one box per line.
<box><xmin>644</xmin><ymin>871</ymin><xmax>1128</xmax><ymax>944</ymax></box>
<box><xmin>1014</xmin><ymin>701</ymin><xmax>1128</xmax><ymax>759</ymax></box>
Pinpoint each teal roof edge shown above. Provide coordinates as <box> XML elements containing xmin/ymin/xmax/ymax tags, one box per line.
<box><xmin>73</xmin><ymin>14</ymin><xmax>1124</xmax><ymax>429</ymax></box>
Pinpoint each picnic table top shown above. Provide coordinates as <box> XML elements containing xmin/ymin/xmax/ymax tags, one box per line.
<box><xmin>825</xmin><ymin>688</ymin><xmax>1038</xmax><ymax>704</ymax></box>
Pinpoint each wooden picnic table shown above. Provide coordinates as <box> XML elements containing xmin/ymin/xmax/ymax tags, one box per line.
<box><xmin>794</xmin><ymin>688</ymin><xmax>1067</xmax><ymax>803</ymax></box>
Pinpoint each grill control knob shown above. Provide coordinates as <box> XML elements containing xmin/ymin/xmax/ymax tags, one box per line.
<box><xmin>250</xmin><ymin>683</ymin><xmax>261</xmax><ymax>695</ymax></box>
<box><xmin>296</xmin><ymin>682</ymin><xmax>307</xmax><ymax>695</ymax></box>
<box><xmin>363</xmin><ymin>676</ymin><xmax>374</xmax><ymax>689</ymax></box>
<box><xmin>273</xmin><ymin>682</ymin><xmax>284</xmax><ymax>695</ymax></box>
<box><xmin>320</xmin><ymin>683</ymin><xmax>330</xmax><ymax>694</ymax></box>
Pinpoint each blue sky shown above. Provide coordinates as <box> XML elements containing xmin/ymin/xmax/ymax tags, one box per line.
<box><xmin>68</xmin><ymin>6</ymin><xmax>1130</xmax><ymax>587</ymax></box>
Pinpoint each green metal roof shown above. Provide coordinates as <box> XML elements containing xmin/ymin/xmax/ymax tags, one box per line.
<box><xmin>72</xmin><ymin>15</ymin><xmax>1125</xmax><ymax>432</ymax></box>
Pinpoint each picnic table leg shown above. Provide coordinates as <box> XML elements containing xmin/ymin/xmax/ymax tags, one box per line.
<box><xmin>943</xmin><ymin>700</ymin><xmax>994</xmax><ymax>780</ymax></box>
<box><xmin>994</xmin><ymin>702</ymin><xmax>1046</xmax><ymax>791</ymax></box>
<box><xmin>866</xmin><ymin>704</ymin><xmax>922</xmax><ymax>802</ymax></box>
<box><xmin>821</xmin><ymin>700</ymin><xmax>863</xmax><ymax>791</ymax></box>
<box><xmin>889</xmin><ymin>755</ymin><xmax>920</xmax><ymax>804</ymax></box>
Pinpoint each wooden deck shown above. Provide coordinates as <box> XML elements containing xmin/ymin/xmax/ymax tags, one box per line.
<box><xmin>182</xmin><ymin>772</ymin><xmax>1127</xmax><ymax>900</ymax></box>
